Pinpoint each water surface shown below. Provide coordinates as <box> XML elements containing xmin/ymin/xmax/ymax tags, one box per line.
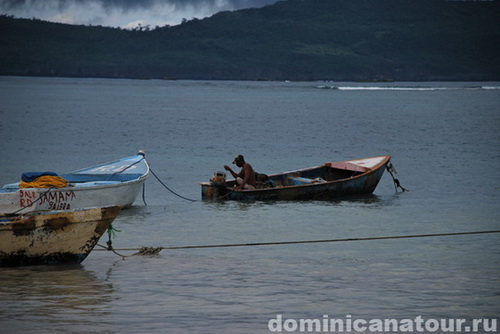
<box><xmin>0</xmin><ymin>77</ymin><xmax>499</xmax><ymax>333</ymax></box>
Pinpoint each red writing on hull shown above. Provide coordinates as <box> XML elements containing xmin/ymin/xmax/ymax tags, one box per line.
<box><xmin>19</xmin><ymin>190</ymin><xmax>76</xmax><ymax>210</ymax></box>
<box><xmin>19</xmin><ymin>190</ymin><xmax>37</xmax><ymax>208</ymax></box>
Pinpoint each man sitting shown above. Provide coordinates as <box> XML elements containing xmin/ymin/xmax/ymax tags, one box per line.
<box><xmin>224</xmin><ymin>155</ymin><xmax>256</xmax><ymax>190</ymax></box>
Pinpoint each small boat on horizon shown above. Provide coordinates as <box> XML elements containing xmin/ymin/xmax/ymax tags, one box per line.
<box><xmin>0</xmin><ymin>206</ymin><xmax>121</xmax><ymax>267</ymax></box>
<box><xmin>201</xmin><ymin>155</ymin><xmax>391</xmax><ymax>201</ymax></box>
<box><xmin>0</xmin><ymin>152</ymin><xmax>149</xmax><ymax>215</ymax></box>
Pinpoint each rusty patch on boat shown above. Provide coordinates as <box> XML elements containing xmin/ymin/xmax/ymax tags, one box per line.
<box><xmin>94</xmin><ymin>220</ymin><xmax>111</xmax><ymax>235</ymax></box>
<box><xmin>11</xmin><ymin>218</ymin><xmax>36</xmax><ymax>236</ymax></box>
<box><xmin>94</xmin><ymin>206</ymin><xmax>121</xmax><ymax>235</ymax></box>
<box><xmin>43</xmin><ymin>217</ymin><xmax>71</xmax><ymax>231</ymax></box>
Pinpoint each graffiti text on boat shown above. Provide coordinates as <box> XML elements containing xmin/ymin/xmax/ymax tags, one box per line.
<box><xmin>20</xmin><ymin>190</ymin><xmax>76</xmax><ymax>210</ymax></box>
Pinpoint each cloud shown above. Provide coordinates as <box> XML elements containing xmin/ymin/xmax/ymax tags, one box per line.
<box><xmin>0</xmin><ymin>0</ymin><xmax>279</xmax><ymax>28</ymax></box>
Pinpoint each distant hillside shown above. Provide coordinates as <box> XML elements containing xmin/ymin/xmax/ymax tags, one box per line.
<box><xmin>1</xmin><ymin>0</ymin><xmax>499</xmax><ymax>81</ymax></box>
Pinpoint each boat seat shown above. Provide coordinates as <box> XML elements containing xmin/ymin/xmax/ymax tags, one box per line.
<box><xmin>289</xmin><ymin>177</ymin><xmax>314</xmax><ymax>185</ymax></box>
<box><xmin>289</xmin><ymin>177</ymin><xmax>327</xmax><ymax>186</ymax></box>
<box><xmin>324</xmin><ymin>162</ymin><xmax>369</xmax><ymax>173</ymax></box>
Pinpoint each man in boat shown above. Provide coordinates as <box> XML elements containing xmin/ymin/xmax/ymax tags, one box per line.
<box><xmin>224</xmin><ymin>155</ymin><xmax>256</xmax><ymax>190</ymax></box>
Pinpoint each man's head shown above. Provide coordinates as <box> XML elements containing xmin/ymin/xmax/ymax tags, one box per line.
<box><xmin>232</xmin><ymin>155</ymin><xmax>245</xmax><ymax>167</ymax></box>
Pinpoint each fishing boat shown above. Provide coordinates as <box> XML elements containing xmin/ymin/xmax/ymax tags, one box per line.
<box><xmin>0</xmin><ymin>206</ymin><xmax>121</xmax><ymax>267</ymax></box>
<box><xmin>201</xmin><ymin>155</ymin><xmax>391</xmax><ymax>201</ymax></box>
<box><xmin>0</xmin><ymin>152</ymin><xmax>149</xmax><ymax>215</ymax></box>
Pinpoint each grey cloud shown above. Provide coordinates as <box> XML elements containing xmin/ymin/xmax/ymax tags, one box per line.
<box><xmin>0</xmin><ymin>0</ymin><xmax>279</xmax><ymax>27</ymax></box>
<box><xmin>1</xmin><ymin>0</ymin><xmax>278</xmax><ymax>11</ymax></box>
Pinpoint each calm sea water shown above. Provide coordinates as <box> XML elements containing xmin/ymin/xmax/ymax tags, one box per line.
<box><xmin>0</xmin><ymin>76</ymin><xmax>499</xmax><ymax>333</ymax></box>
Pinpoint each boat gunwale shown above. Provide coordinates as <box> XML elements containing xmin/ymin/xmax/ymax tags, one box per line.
<box><xmin>68</xmin><ymin>154</ymin><xmax>148</xmax><ymax>175</ymax></box>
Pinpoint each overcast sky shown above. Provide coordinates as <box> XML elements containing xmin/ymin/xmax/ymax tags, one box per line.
<box><xmin>0</xmin><ymin>0</ymin><xmax>280</xmax><ymax>29</ymax></box>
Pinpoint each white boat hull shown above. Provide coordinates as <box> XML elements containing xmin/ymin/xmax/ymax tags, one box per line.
<box><xmin>0</xmin><ymin>179</ymin><xmax>145</xmax><ymax>214</ymax></box>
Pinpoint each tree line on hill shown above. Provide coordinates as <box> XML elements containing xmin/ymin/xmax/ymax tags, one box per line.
<box><xmin>1</xmin><ymin>0</ymin><xmax>499</xmax><ymax>81</ymax></box>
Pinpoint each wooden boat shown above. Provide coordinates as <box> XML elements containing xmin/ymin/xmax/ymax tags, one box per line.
<box><xmin>201</xmin><ymin>155</ymin><xmax>391</xmax><ymax>201</ymax></box>
<box><xmin>0</xmin><ymin>206</ymin><xmax>121</xmax><ymax>267</ymax></box>
<box><xmin>0</xmin><ymin>152</ymin><xmax>149</xmax><ymax>215</ymax></box>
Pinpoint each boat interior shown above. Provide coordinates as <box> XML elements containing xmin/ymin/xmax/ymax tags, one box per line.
<box><xmin>224</xmin><ymin>163</ymin><xmax>369</xmax><ymax>189</ymax></box>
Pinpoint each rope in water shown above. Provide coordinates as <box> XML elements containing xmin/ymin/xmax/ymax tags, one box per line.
<box><xmin>386</xmin><ymin>162</ymin><xmax>408</xmax><ymax>193</ymax></box>
<box><xmin>96</xmin><ymin>229</ymin><xmax>500</xmax><ymax>257</ymax></box>
<box><xmin>149</xmin><ymin>167</ymin><xmax>198</xmax><ymax>202</ymax></box>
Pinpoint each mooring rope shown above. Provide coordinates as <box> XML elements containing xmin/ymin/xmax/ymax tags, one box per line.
<box><xmin>149</xmin><ymin>167</ymin><xmax>198</xmax><ymax>202</ymax></box>
<box><xmin>96</xmin><ymin>242</ymin><xmax>131</xmax><ymax>258</ymax></box>
<box><xmin>96</xmin><ymin>230</ymin><xmax>500</xmax><ymax>257</ymax></box>
<box><xmin>95</xmin><ymin>224</ymin><xmax>133</xmax><ymax>259</ymax></box>
<box><xmin>141</xmin><ymin>183</ymin><xmax>147</xmax><ymax>206</ymax></box>
<box><xmin>386</xmin><ymin>162</ymin><xmax>408</xmax><ymax>193</ymax></box>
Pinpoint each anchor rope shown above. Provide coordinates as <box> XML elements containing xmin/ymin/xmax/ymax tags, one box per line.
<box><xmin>96</xmin><ymin>242</ymin><xmax>131</xmax><ymax>258</ymax></box>
<box><xmin>141</xmin><ymin>183</ymin><xmax>147</xmax><ymax>206</ymax></box>
<box><xmin>386</xmin><ymin>162</ymin><xmax>408</xmax><ymax>193</ymax></box>
<box><xmin>97</xmin><ymin>224</ymin><xmax>133</xmax><ymax>259</ymax></box>
<box><xmin>96</xmin><ymin>229</ymin><xmax>500</xmax><ymax>257</ymax></box>
<box><xmin>149</xmin><ymin>167</ymin><xmax>198</xmax><ymax>202</ymax></box>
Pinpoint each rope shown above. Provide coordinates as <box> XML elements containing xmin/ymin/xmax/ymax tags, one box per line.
<box><xmin>95</xmin><ymin>230</ymin><xmax>500</xmax><ymax>256</ymax></box>
<box><xmin>149</xmin><ymin>167</ymin><xmax>198</xmax><ymax>202</ymax></box>
<box><xmin>96</xmin><ymin>224</ymin><xmax>133</xmax><ymax>259</ymax></box>
<box><xmin>386</xmin><ymin>162</ymin><xmax>408</xmax><ymax>193</ymax></box>
<box><xmin>19</xmin><ymin>175</ymin><xmax>68</xmax><ymax>189</ymax></box>
<box><xmin>141</xmin><ymin>183</ymin><xmax>147</xmax><ymax>206</ymax></box>
<box><xmin>96</xmin><ymin>242</ymin><xmax>131</xmax><ymax>259</ymax></box>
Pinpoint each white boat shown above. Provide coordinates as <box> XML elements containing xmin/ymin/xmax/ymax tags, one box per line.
<box><xmin>0</xmin><ymin>152</ymin><xmax>149</xmax><ymax>215</ymax></box>
<box><xmin>0</xmin><ymin>206</ymin><xmax>121</xmax><ymax>266</ymax></box>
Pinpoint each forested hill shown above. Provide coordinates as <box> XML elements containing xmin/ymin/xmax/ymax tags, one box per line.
<box><xmin>1</xmin><ymin>0</ymin><xmax>499</xmax><ymax>81</ymax></box>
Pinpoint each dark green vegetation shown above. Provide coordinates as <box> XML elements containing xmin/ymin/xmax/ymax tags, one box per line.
<box><xmin>1</xmin><ymin>0</ymin><xmax>499</xmax><ymax>81</ymax></box>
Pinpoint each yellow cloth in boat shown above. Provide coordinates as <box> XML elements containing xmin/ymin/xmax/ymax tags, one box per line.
<box><xmin>19</xmin><ymin>175</ymin><xmax>69</xmax><ymax>189</ymax></box>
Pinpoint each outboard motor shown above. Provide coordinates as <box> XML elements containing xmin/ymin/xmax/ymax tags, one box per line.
<box><xmin>211</xmin><ymin>171</ymin><xmax>226</xmax><ymax>187</ymax></box>
<box><xmin>206</xmin><ymin>171</ymin><xmax>228</xmax><ymax>199</ymax></box>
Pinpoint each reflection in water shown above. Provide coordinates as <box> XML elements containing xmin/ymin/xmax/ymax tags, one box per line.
<box><xmin>324</xmin><ymin>193</ymin><xmax>402</xmax><ymax>208</ymax></box>
<box><xmin>0</xmin><ymin>265</ymin><xmax>116</xmax><ymax>333</ymax></box>
<box><xmin>203</xmin><ymin>193</ymin><xmax>399</xmax><ymax>210</ymax></box>
<box><xmin>114</xmin><ymin>205</ymin><xmax>151</xmax><ymax>225</ymax></box>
